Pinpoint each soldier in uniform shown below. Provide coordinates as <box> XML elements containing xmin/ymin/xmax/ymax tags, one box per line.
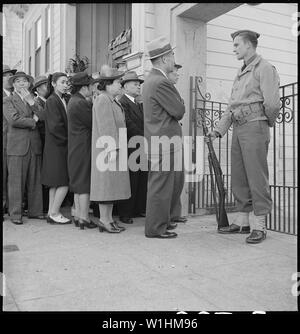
<box><xmin>207</xmin><ymin>30</ymin><xmax>280</xmax><ymax>244</ymax></box>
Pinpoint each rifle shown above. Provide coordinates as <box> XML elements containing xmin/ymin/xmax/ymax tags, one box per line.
<box><xmin>199</xmin><ymin>109</ymin><xmax>229</xmax><ymax>229</ymax></box>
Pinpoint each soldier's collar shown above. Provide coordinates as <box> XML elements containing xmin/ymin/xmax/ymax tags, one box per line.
<box><xmin>239</xmin><ymin>54</ymin><xmax>261</xmax><ymax>75</ymax></box>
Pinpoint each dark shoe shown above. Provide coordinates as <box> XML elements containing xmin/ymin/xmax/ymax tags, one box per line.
<box><xmin>171</xmin><ymin>216</ymin><xmax>187</xmax><ymax>223</ymax></box>
<box><xmin>167</xmin><ymin>222</ymin><xmax>177</xmax><ymax>230</ymax></box>
<box><xmin>11</xmin><ymin>219</ymin><xmax>23</xmax><ymax>225</ymax></box>
<box><xmin>46</xmin><ymin>215</ymin><xmax>51</xmax><ymax>223</ymax></box>
<box><xmin>72</xmin><ymin>217</ymin><xmax>79</xmax><ymax>227</ymax></box>
<box><xmin>119</xmin><ymin>216</ymin><xmax>133</xmax><ymax>224</ymax></box>
<box><xmin>98</xmin><ymin>221</ymin><xmax>121</xmax><ymax>233</ymax></box>
<box><xmin>138</xmin><ymin>212</ymin><xmax>146</xmax><ymax>217</ymax></box>
<box><xmin>218</xmin><ymin>223</ymin><xmax>250</xmax><ymax>234</ymax></box>
<box><xmin>246</xmin><ymin>230</ymin><xmax>266</xmax><ymax>244</ymax></box>
<box><xmin>28</xmin><ymin>214</ymin><xmax>46</xmax><ymax>219</ymax></box>
<box><xmin>83</xmin><ymin>219</ymin><xmax>98</xmax><ymax>229</ymax></box>
<box><xmin>78</xmin><ymin>219</ymin><xmax>85</xmax><ymax>230</ymax></box>
<box><xmin>146</xmin><ymin>231</ymin><xmax>178</xmax><ymax>239</ymax></box>
<box><xmin>112</xmin><ymin>221</ymin><xmax>126</xmax><ymax>232</ymax></box>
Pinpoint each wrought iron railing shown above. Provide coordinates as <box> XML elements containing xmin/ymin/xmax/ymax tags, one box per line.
<box><xmin>189</xmin><ymin>77</ymin><xmax>298</xmax><ymax>235</ymax></box>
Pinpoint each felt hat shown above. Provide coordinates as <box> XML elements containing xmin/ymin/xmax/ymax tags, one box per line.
<box><xmin>121</xmin><ymin>71</ymin><xmax>144</xmax><ymax>86</ymax></box>
<box><xmin>8</xmin><ymin>71</ymin><xmax>34</xmax><ymax>86</ymax></box>
<box><xmin>3</xmin><ymin>64</ymin><xmax>17</xmax><ymax>75</ymax></box>
<box><xmin>69</xmin><ymin>72</ymin><xmax>96</xmax><ymax>86</ymax></box>
<box><xmin>32</xmin><ymin>75</ymin><xmax>48</xmax><ymax>91</ymax></box>
<box><xmin>99</xmin><ymin>65</ymin><xmax>124</xmax><ymax>80</ymax></box>
<box><xmin>146</xmin><ymin>35</ymin><xmax>175</xmax><ymax>60</ymax></box>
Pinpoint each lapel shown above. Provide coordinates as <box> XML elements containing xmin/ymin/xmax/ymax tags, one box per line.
<box><xmin>121</xmin><ymin>94</ymin><xmax>143</xmax><ymax>121</ymax></box>
<box><xmin>238</xmin><ymin>54</ymin><xmax>261</xmax><ymax>78</ymax></box>
<box><xmin>53</xmin><ymin>92</ymin><xmax>68</xmax><ymax>126</ymax></box>
<box><xmin>37</xmin><ymin>96</ymin><xmax>46</xmax><ymax>108</ymax></box>
<box><xmin>11</xmin><ymin>92</ymin><xmax>29</xmax><ymax>115</ymax></box>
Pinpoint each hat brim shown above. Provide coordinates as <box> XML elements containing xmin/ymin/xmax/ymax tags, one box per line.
<box><xmin>32</xmin><ymin>79</ymin><xmax>49</xmax><ymax>91</ymax></box>
<box><xmin>9</xmin><ymin>73</ymin><xmax>34</xmax><ymax>86</ymax></box>
<box><xmin>98</xmin><ymin>72</ymin><xmax>124</xmax><ymax>81</ymax></box>
<box><xmin>147</xmin><ymin>46</ymin><xmax>176</xmax><ymax>60</ymax></box>
<box><xmin>3</xmin><ymin>69</ymin><xmax>17</xmax><ymax>75</ymax></box>
<box><xmin>121</xmin><ymin>78</ymin><xmax>144</xmax><ymax>86</ymax></box>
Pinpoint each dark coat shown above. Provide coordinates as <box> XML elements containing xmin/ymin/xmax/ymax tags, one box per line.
<box><xmin>118</xmin><ymin>94</ymin><xmax>144</xmax><ymax>139</ymax></box>
<box><xmin>142</xmin><ymin>68</ymin><xmax>185</xmax><ymax>155</ymax></box>
<box><xmin>67</xmin><ymin>92</ymin><xmax>92</xmax><ymax>194</ymax></box>
<box><xmin>41</xmin><ymin>92</ymin><xmax>69</xmax><ymax>187</ymax></box>
<box><xmin>3</xmin><ymin>92</ymin><xmax>42</xmax><ymax>156</ymax></box>
<box><xmin>3</xmin><ymin>90</ymin><xmax>9</xmax><ymax>151</ymax></box>
<box><xmin>34</xmin><ymin>96</ymin><xmax>46</xmax><ymax>149</ymax></box>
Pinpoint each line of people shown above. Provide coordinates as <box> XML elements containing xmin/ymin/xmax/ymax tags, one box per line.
<box><xmin>2</xmin><ymin>50</ymin><xmax>187</xmax><ymax>236</ymax></box>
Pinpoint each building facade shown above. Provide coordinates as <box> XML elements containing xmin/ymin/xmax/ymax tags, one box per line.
<box><xmin>19</xmin><ymin>3</ymin><xmax>298</xmax><ymax>215</ymax></box>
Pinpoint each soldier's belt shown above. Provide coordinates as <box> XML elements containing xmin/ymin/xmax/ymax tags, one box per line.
<box><xmin>231</xmin><ymin>102</ymin><xmax>265</xmax><ymax>126</ymax></box>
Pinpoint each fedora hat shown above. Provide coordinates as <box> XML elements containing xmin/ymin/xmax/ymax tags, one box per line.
<box><xmin>69</xmin><ymin>72</ymin><xmax>95</xmax><ymax>86</ymax></box>
<box><xmin>8</xmin><ymin>71</ymin><xmax>34</xmax><ymax>86</ymax></box>
<box><xmin>32</xmin><ymin>75</ymin><xmax>48</xmax><ymax>91</ymax></box>
<box><xmin>146</xmin><ymin>35</ymin><xmax>175</xmax><ymax>60</ymax></box>
<box><xmin>99</xmin><ymin>65</ymin><xmax>124</xmax><ymax>80</ymax></box>
<box><xmin>3</xmin><ymin>64</ymin><xmax>17</xmax><ymax>75</ymax></box>
<box><xmin>121</xmin><ymin>71</ymin><xmax>144</xmax><ymax>86</ymax></box>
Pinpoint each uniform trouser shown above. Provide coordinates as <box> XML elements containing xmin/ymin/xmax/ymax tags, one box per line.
<box><xmin>3</xmin><ymin>148</ymin><xmax>8</xmax><ymax>210</ymax></box>
<box><xmin>231</xmin><ymin>120</ymin><xmax>272</xmax><ymax>216</ymax></box>
<box><xmin>118</xmin><ymin>169</ymin><xmax>148</xmax><ymax>217</ymax></box>
<box><xmin>7</xmin><ymin>148</ymin><xmax>43</xmax><ymax>220</ymax></box>
<box><xmin>145</xmin><ymin>150</ymin><xmax>185</xmax><ymax>237</ymax></box>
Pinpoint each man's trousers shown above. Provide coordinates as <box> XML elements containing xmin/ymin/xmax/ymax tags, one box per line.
<box><xmin>7</xmin><ymin>147</ymin><xmax>43</xmax><ymax>220</ymax></box>
<box><xmin>231</xmin><ymin>120</ymin><xmax>272</xmax><ymax>216</ymax></box>
<box><xmin>145</xmin><ymin>149</ymin><xmax>185</xmax><ymax>237</ymax></box>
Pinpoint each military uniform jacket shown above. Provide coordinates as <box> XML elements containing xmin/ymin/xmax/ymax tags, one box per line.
<box><xmin>3</xmin><ymin>92</ymin><xmax>42</xmax><ymax>156</ymax></box>
<box><xmin>215</xmin><ymin>54</ymin><xmax>281</xmax><ymax>137</ymax></box>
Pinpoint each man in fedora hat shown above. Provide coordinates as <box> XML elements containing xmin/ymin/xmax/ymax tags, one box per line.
<box><xmin>32</xmin><ymin>75</ymin><xmax>49</xmax><ymax>213</ymax></box>
<box><xmin>3</xmin><ymin>71</ymin><xmax>44</xmax><ymax>224</ymax></box>
<box><xmin>207</xmin><ymin>30</ymin><xmax>280</xmax><ymax>244</ymax></box>
<box><xmin>142</xmin><ymin>36</ymin><xmax>185</xmax><ymax>239</ymax></box>
<box><xmin>116</xmin><ymin>71</ymin><xmax>148</xmax><ymax>224</ymax></box>
<box><xmin>3</xmin><ymin>65</ymin><xmax>17</xmax><ymax>214</ymax></box>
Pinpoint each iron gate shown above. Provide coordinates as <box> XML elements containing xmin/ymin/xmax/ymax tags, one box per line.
<box><xmin>188</xmin><ymin>76</ymin><xmax>298</xmax><ymax>235</ymax></box>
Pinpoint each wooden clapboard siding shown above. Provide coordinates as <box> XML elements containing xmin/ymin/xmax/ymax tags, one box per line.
<box><xmin>76</xmin><ymin>3</ymin><xmax>131</xmax><ymax>73</ymax></box>
<box><xmin>206</xmin><ymin>3</ymin><xmax>297</xmax><ymax>101</ymax></box>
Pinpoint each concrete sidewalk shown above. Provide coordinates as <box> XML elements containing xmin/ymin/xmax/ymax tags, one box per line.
<box><xmin>2</xmin><ymin>212</ymin><xmax>297</xmax><ymax>311</ymax></box>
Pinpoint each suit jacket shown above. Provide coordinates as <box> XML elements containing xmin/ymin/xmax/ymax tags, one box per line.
<box><xmin>3</xmin><ymin>92</ymin><xmax>42</xmax><ymax>156</ymax></box>
<box><xmin>142</xmin><ymin>68</ymin><xmax>185</xmax><ymax>154</ymax></box>
<box><xmin>3</xmin><ymin>90</ymin><xmax>9</xmax><ymax>151</ymax></box>
<box><xmin>118</xmin><ymin>94</ymin><xmax>144</xmax><ymax>139</ymax></box>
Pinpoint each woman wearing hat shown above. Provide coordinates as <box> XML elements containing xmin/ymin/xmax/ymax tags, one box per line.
<box><xmin>90</xmin><ymin>65</ymin><xmax>130</xmax><ymax>233</ymax></box>
<box><xmin>41</xmin><ymin>72</ymin><xmax>71</xmax><ymax>224</ymax></box>
<box><xmin>67</xmin><ymin>72</ymin><xmax>97</xmax><ymax>230</ymax></box>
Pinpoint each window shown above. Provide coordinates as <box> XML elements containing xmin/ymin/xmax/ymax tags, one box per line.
<box><xmin>35</xmin><ymin>17</ymin><xmax>42</xmax><ymax>76</ymax></box>
<box><xmin>45</xmin><ymin>6</ymin><xmax>50</xmax><ymax>72</ymax></box>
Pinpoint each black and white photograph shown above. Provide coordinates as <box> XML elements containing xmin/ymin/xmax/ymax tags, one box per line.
<box><xmin>1</xmin><ymin>2</ymin><xmax>298</xmax><ymax>316</ymax></box>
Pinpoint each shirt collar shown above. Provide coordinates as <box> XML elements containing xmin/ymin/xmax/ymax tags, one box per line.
<box><xmin>3</xmin><ymin>88</ymin><xmax>12</xmax><ymax>96</ymax></box>
<box><xmin>152</xmin><ymin>67</ymin><xmax>168</xmax><ymax>79</ymax></box>
<box><xmin>37</xmin><ymin>94</ymin><xmax>47</xmax><ymax>102</ymax></box>
<box><xmin>125</xmin><ymin>93</ymin><xmax>136</xmax><ymax>104</ymax></box>
<box><xmin>244</xmin><ymin>53</ymin><xmax>258</xmax><ymax>67</ymax></box>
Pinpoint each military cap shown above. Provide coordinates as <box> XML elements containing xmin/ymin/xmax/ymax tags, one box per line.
<box><xmin>231</xmin><ymin>30</ymin><xmax>260</xmax><ymax>40</ymax></box>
